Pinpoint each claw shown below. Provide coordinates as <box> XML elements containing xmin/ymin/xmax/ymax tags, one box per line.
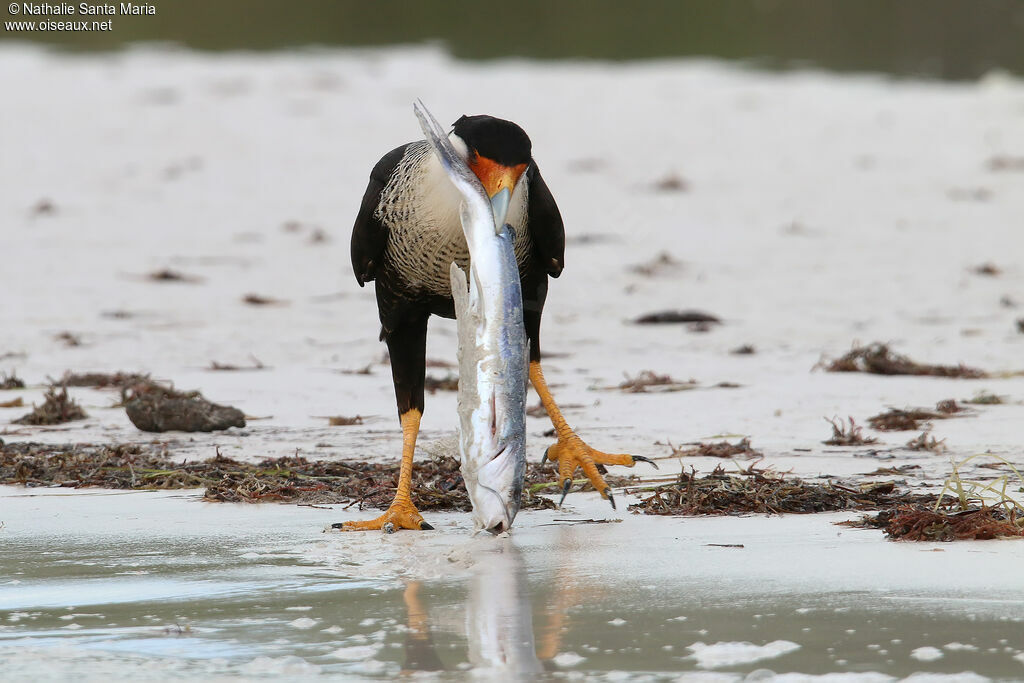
<box><xmin>605</xmin><ymin>488</ymin><xmax>616</xmax><ymax>510</ymax></box>
<box><xmin>330</xmin><ymin>522</ymin><xmax>345</xmax><ymax>529</ymax></box>
<box><xmin>383</xmin><ymin>522</ymin><xmax>396</xmax><ymax>534</ymax></box>
<box><xmin>631</xmin><ymin>455</ymin><xmax>659</xmax><ymax>470</ymax></box>
<box><xmin>558</xmin><ymin>478</ymin><xmax>572</xmax><ymax>507</ymax></box>
<box><xmin>542</xmin><ymin>446</ymin><xmax>553</xmax><ymax>465</ymax></box>
<box><xmin>419</xmin><ymin>521</ymin><xmax>434</xmax><ymax>530</ymax></box>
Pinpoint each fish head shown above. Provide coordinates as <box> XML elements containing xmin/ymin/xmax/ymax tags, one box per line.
<box><xmin>463</xmin><ymin>437</ymin><xmax>526</xmax><ymax>535</ymax></box>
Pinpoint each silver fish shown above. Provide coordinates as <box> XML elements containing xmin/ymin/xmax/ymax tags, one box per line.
<box><xmin>414</xmin><ymin>100</ymin><xmax>528</xmax><ymax>534</ymax></box>
<box><xmin>466</xmin><ymin>542</ymin><xmax>543</xmax><ymax>675</ymax></box>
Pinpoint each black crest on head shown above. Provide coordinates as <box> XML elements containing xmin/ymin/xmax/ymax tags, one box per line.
<box><xmin>452</xmin><ymin>115</ymin><xmax>532</xmax><ymax>166</ymax></box>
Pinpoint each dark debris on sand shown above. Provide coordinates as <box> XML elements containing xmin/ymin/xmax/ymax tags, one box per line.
<box><xmin>54</xmin><ymin>371</ymin><xmax>150</xmax><ymax>389</ymax></box>
<box><xmin>0</xmin><ymin>442</ymin><xmax>560</xmax><ymax>511</ymax></box>
<box><xmin>126</xmin><ymin>393</ymin><xmax>245</xmax><ymax>433</ymax></box>
<box><xmin>242</xmin><ymin>293</ymin><xmax>287</xmax><ymax>306</ymax></box>
<box><xmin>628</xmin><ymin>252</ymin><xmax>682</xmax><ymax>277</ymax></box>
<box><xmin>666</xmin><ymin>437</ymin><xmax>763</xmax><ymax>459</ymax></box>
<box><xmin>327</xmin><ymin>415</ymin><xmax>363</xmax><ymax>426</ymax></box>
<box><xmin>845</xmin><ymin>505</ymin><xmax>1024</xmax><ymax>541</ymax></box>
<box><xmin>106</xmin><ymin>378</ymin><xmax>244</xmax><ymax>433</ymax></box>
<box><xmin>823</xmin><ymin>417</ymin><xmax>878</xmax><ymax>446</ymax></box>
<box><xmin>615</xmin><ymin>371</ymin><xmax>698</xmax><ymax>393</ymax></box>
<box><xmin>424</xmin><ymin>374</ymin><xmax>459</xmax><ymax>393</ymax></box>
<box><xmin>627</xmin><ymin>464</ymin><xmax>936</xmax><ymax>516</ymax></box>
<box><xmin>822</xmin><ymin>343</ymin><xmax>987</xmax><ymax>378</ymax></box>
<box><xmin>905</xmin><ymin>431</ymin><xmax>946</xmax><ymax>452</ymax></box>
<box><xmin>13</xmin><ymin>386</ymin><xmax>88</xmax><ymax>425</ymax></box>
<box><xmin>634</xmin><ymin>310</ymin><xmax>721</xmax><ymax>326</ymax></box>
<box><xmin>148</xmin><ymin>268</ymin><xmax>201</xmax><ymax>283</ymax></box>
<box><xmin>867</xmin><ymin>400</ymin><xmax>967</xmax><ymax>432</ymax></box>
<box><xmin>0</xmin><ymin>372</ymin><xmax>25</xmax><ymax>390</ymax></box>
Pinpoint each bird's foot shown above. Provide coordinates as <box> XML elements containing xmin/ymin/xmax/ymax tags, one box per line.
<box><xmin>332</xmin><ymin>499</ymin><xmax>433</xmax><ymax>533</ymax></box>
<box><xmin>543</xmin><ymin>434</ymin><xmax>656</xmax><ymax>509</ymax></box>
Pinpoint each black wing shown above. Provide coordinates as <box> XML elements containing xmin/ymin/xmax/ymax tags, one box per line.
<box><xmin>350</xmin><ymin>143</ymin><xmax>412</xmax><ymax>286</ymax></box>
<box><xmin>526</xmin><ymin>161</ymin><xmax>565</xmax><ymax>278</ymax></box>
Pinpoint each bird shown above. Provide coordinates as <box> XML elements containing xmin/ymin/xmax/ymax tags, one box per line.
<box><xmin>341</xmin><ymin>113</ymin><xmax>652</xmax><ymax>532</ymax></box>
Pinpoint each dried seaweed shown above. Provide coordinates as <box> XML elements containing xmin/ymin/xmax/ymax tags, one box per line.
<box><xmin>627</xmin><ymin>465</ymin><xmax>936</xmax><ymax>516</ymax></box>
<box><xmin>651</xmin><ymin>173</ymin><xmax>689</xmax><ymax>192</ymax></box>
<box><xmin>614</xmin><ymin>371</ymin><xmax>698</xmax><ymax>393</ymax></box>
<box><xmin>862</xmin><ymin>464</ymin><xmax>921</xmax><ymax>476</ymax></box>
<box><xmin>634</xmin><ymin>310</ymin><xmax>721</xmax><ymax>326</ymax></box>
<box><xmin>629</xmin><ymin>252</ymin><xmax>682</xmax><ymax>277</ymax></box>
<box><xmin>965</xmin><ymin>391</ymin><xmax>1005</xmax><ymax>405</ymax></box>
<box><xmin>0</xmin><ymin>442</ymin><xmax>558</xmax><ymax>511</ymax></box>
<box><xmin>822</xmin><ymin>343</ymin><xmax>987</xmax><ymax>378</ymax></box>
<box><xmin>148</xmin><ymin>269</ymin><xmax>201</xmax><ymax>283</ymax></box>
<box><xmin>936</xmin><ymin>399</ymin><xmax>966</xmax><ymax>414</ymax></box>
<box><xmin>905</xmin><ymin>431</ymin><xmax>946</xmax><ymax>452</ymax></box>
<box><xmin>731</xmin><ymin>345</ymin><xmax>756</xmax><ymax>355</ymax></box>
<box><xmin>867</xmin><ymin>400</ymin><xmax>966</xmax><ymax>432</ymax></box>
<box><xmin>32</xmin><ymin>198</ymin><xmax>56</xmax><ymax>216</ymax></box>
<box><xmin>327</xmin><ymin>415</ymin><xmax>364</xmax><ymax>426</ymax></box>
<box><xmin>0</xmin><ymin>372</ymin><xmax>25</xmax><ymax>390</ymax></box>
<box><xmin>850</xmin><ymin>505</ymin><xmax>1024</xmax><ymax>541</ymax></box>
<box><xmin>13</xmin><ymin>386</ymin><xmax>88</xmax><ymax>425</ymax></box>
<box><xmin>336</xmin><ymin>365</ymin><xmax>373</xmax><ymax>376</ymax></box>
<box><xmin>526</xmin><ymin>402</ymin><xmax>583</xmax><ymax>418</ymax></box>
<box><xmin>987</xmin><ymin>155</ymin><xmax>1024</xmax><ymax>172</ymax></box>
<box><xmin>54</xmin><ymin>331</ymin><xmax>82</xmax><ymax>347</ymax></box>
<box><xmin>54</xmin><ymin>371</ymin><xmax>150</xmax><ymax>389</ymax></box>
<box><xmin>242</xmin><ymin>293</ymin><xmax>286</xmax><ymax>306</ymax></box>
<box><xmin>667</xmin><ymin>438</ymin><xmax>763</xmax><ymax>459</ymax></box>
<box><xmin>0</xmin><ymin>397</ymin><xmax>25</xmax><ymax>408</ymax></box>
<box><xmin>424</xmin><ymin>374</ymin><xmax>459</xmax><ymax>393</ymax></box>
<box><xmin>823</xmin><ymin>417</ymin><xmax>878</xmax><ymax>446</ymax></box>
<box><xmin>867</xmin><ymin>408</ymin><xmax>939</xmax><ymax>431</ymax></box>
<box><xmin>209</xmin><ymin>358</ymin><xmax>265</xmax><ymax>371</ymax></box>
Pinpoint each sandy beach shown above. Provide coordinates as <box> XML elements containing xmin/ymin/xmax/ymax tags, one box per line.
<box><xmin>2</xmin><ymin>43</ymin><xmax>1024</xmax><ymax>679</ymax></box>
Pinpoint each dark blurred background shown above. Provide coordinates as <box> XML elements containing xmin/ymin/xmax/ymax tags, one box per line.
<box><xmin>3</xmin><ymin>0</ymin><xmax>1024</xmax><ymax>80</ymax></box>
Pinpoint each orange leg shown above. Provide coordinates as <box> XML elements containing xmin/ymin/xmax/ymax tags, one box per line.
<box><xmin>530</xmin><ymin>360</ymin><xmax>655</xmax><ymax>508</ymax></box>
<box><xmin>335</xmin><ymin>408</ymin><xmax>433</xmax><ymax>532</ymax></box>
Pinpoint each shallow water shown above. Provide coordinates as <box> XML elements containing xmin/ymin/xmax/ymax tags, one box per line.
<box><xmin>3</xmin><ymin>488</ymin><xmax>1023</xmax><ymax>680</ymax></box>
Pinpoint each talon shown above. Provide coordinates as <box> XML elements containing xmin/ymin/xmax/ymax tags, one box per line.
<box><xmin>605</xmin><ymin>488</ymin><xmax>616</xmax><ymax>510</ymax></box>
<box><xmin>330</xmin><ymin>522</ymin><xmax>345</xmax><ymax>529</ymax></box>
<box><xmin>383</xmin><ymin>522</ymin><xmax>396</xmax><ymax>534</ymax></box>
<box><xmin>419</xmin><ymin>521</ymin><xmax>434</xmax><ymax>530</ymax></box>
<box><xmin>542</xmin><ymin>446</ymin><xmax>553</xmax><ymax>464</ymax></box>
<box><xmin>558</xmin><ymin>478</ymin><xmax>572</xmax><ymax>507</ymax></box>
<box><xmin>632</xmin><ymin>455</ymin><xmax>659</xmax><ymax>470</ymax></box>
<box><xmin>596</xmin><ymin>464</ymin><xmax>608</xmax><ymax>475</ymax></box>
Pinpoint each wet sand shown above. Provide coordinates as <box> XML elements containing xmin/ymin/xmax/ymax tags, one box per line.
<box><xmin>4</xmin><ymin>486</ymin><xmax>1024</xmax><ymax>679</ymax></box>
<box><xmin>2</xmin><ymin>43</ymin><xmax>1024</xmax><ymax>679</ymax></box>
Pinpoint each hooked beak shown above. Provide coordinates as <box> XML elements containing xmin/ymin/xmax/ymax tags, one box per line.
<box><xmin>468</xmin><ymin>155</ymin><xmax>527</xmax><ymax>233</ymax></box>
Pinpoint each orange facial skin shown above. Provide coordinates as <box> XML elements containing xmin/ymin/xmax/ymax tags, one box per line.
<box><xmin>468</xmin><ymin>154</ymin><xmax>527</xmax><ymax>198</ymax></box>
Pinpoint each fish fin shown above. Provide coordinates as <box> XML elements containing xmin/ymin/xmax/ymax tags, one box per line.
<box><xmin>449</xmin><ymin>261</ymin><xmax>469</xmax><ymax>317</ymax></box>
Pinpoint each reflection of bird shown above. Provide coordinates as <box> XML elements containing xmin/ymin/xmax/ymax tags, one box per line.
<box><xmin>341</xmin><ymin>114</ymin><xmax>651</xmax><ymax>532</ymax></box>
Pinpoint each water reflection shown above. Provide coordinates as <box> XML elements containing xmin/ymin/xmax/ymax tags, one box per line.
<box><xmin>401</xmin><ymin>539</ymin><xmax>548</xmax><ymax>676</ymax></box>
<box><xmin>465</xmin><ymin>541</ymin><xmax>543</xmax><ymax>676</ymax></box>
